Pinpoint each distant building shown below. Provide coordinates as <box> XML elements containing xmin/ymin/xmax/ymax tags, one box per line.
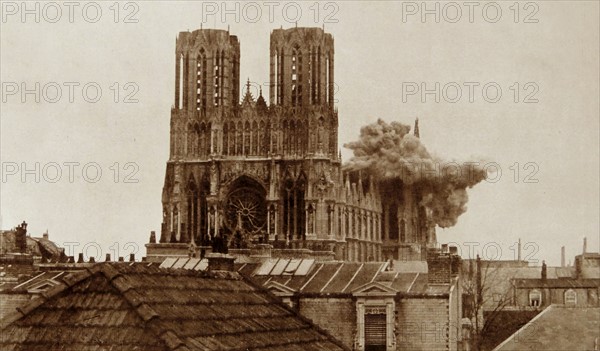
<box><xmin>0</xmin><ymin>221</ymin><xmax>65</xmax><ymax>263</ymax></box>
<box><xmin>159</xmin><ymin>246</ymin><xmax>463</xmax><ymax>351</ymax></box>
<box><xmin>147</xmin><ymin>27</ymin><xmax>436</xmax><ymax>263</ymax></box>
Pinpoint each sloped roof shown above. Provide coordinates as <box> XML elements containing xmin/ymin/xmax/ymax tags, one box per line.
<box><xmin>493</xmin><ymin>305</ymin><xmax>600</xmax><ymax>351</ymax></box>
<box><xmin>0</xmin><ymin>263</ymin><xmax>348</xmax><ymax>351</ymax></box>
<box><xmin>160</xmin><ymin>257</ymin><xmax>451</xmax><ymax>295</ymax></box>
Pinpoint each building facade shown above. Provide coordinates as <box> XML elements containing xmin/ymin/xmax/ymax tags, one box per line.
<box><xmin>146</xmin><ymin>27</ymin><xmax>436</xmax><ymax>262</ymax></box>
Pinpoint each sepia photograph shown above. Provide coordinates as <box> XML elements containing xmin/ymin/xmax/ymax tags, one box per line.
<box><xmin>1</xmin><ymin>1</ymin><xmax>599</xmax><ymax>350</ymax></box>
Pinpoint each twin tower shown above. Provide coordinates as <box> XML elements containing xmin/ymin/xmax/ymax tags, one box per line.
<box><xmin>149</xmin><ymin>27</ymin><xmax>434</xmax><ymax>263</ymax></box>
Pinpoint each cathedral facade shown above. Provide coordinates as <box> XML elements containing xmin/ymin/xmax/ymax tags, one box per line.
<box><xmin>146</xmin><ymin>27</ymin><xmax>436</xmax><ymax>262</ymax></box>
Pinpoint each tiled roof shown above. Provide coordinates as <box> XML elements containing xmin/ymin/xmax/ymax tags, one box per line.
<box><xmin>0</xmin><ymin>263</ymin><xmax>348</xmax><ymax>351</ymax></box>
<box><xmin>493</xmin><ymin>305</ymin><xmax>600</xmax><ymax>351</ymax></box>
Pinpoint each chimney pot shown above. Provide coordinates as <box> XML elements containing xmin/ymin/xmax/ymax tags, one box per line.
<box><xmin>77</xmin><ymin>253</ymin><xmax>84</xmax><ymax>263</ymax></box>
<box><xmin>129</xmin><ymin>253</ymin><xmax>135</xmax><ymax>262</ymax></box>
<box><xmin>105</xmin><ymin>253</ymin><xmax>111</xmax><ymax>262</ymax></box>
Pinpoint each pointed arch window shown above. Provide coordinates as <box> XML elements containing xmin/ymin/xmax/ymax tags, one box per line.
<box><xmin>291</xmin><ymin>45</ymin><xmax>302</xmax><ymax>106</ymax></box>
<box><xmin>178</xmin><ymin>54</ymin><xmax>184</xmax><ymax>109</ymax></box>
<box><xmin>283</xmin><ymin>176</ymin><xmax>306</xmax><ymax>241</ymax></box>
<box><xmin>388</xmin><ymin>203</ymin><xmax>399</xmax><ymax>240</ymax></box>
<box><xmin>196</xmin><ymin>49</ymin><xmax>207</xmax><ymax>111</ymax></box>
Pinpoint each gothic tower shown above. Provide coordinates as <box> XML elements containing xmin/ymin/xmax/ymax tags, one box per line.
<box><xmin>148</xmin><ymin>27</ymin><xmax>434</xmax><ymax>263</ymax></box>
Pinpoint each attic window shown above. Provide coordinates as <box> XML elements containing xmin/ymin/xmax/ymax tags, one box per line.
<box><xmin>529</xmin><ymin>289</ymin><xmax>541</xmax><ymax>307</ymax></box>
<box><xmin>564</xmin><ymin>289</ymin><xmax>577</xmax><ymax>305</ymax></box>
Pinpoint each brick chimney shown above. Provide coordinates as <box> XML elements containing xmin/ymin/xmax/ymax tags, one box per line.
<box><xmin>427</xmin><ymin>247</ymin><xmax>461</xmax><ymax>284</ymax></box>
<box><xmin>149</xmin><ymin>231</ymin><xmax>156</xmax><ymax>244</ymax></box>
<box><xmin>77</xmin><ymin>253</ymin><xmax>84</xmax><ymax>263</ymax></box>
<box><xmin>206</xmin><ymin>253</ymin><xmax>236</xmax><ymax>272</ymax></box>
<box><xmin>15</xmin><ymin>221</ymin><xmax>28</xmax><ymax>253</ymax></box>
<box><xmin>541</xmin><ymin>260</ymin><xmax>547</xmax><ymax>281</ymax></box>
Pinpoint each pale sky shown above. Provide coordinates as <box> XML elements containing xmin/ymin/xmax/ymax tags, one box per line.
<box><xmin>1</xmin><ymin>1</ymin><xmax>598</xmax><ymax>265</ymax></box>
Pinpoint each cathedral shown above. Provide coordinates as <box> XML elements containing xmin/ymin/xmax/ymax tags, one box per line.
<box><xmin>146</xmin><ymin>27</ymin><xmax>437</xmax><ymax>262</ymax></box>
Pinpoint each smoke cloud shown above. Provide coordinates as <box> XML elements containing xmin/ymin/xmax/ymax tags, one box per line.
<box><xmin>344</xmin><ymin>119</ymin><xmax>487</xmax><ymax>228</ymax></box>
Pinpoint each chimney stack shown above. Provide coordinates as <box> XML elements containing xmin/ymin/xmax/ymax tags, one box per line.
<box><xmin>426</xmin><ymin>247</ymin><xmax>461</xmax><ymax>284</ymax></box>
<box><xmin>583</xmin><ymin>237</ymin><xmax>587</xmax><ymax>254</ymax></box>
<box><xmin>42</xmin><ymin>230</ymin><xmax>48</xmax><ymax>240</ymax></box>
<box><xmin>89</xmin><ymin>256</ymin><xmax>95</xmax><ymax>263</ymax></box>
<box><xmin>105</xmin><ymin>253</ymin><xmax>111</xmax><ymax>262</ymax></box>
<box><xmin>129</xmin><ymin>253</ymin><xmax>135</xmax><ymax>262</ymax></box>
<box><xmin>118</xmin><ymin>256</ymin><xmax>124</xmax><ymax>262</ymax></box>
<box><xmin>518</xmin><ymin>238</ymin><xmax>522</xmax><ymax>261</ymax></box>
<box><xmin>541</xmin><ymin>260</ymin><xmax>547</xmax><ymax>281</ymax></box>
<box><xmin>77</xmin><ymin>253</ymin><xmax>84</xmax><ymax>263</ymax></box>
<box><xmin>206</xmin><ymin>253</ymin><xmax>235</xmax><ymax>272</ymax></box>
<box><xmin>561</xmin><ymin>246</ymin><xmax>566</xmax><ymax>267</ymax></box>
<box><xmin>149</xmin><ymin>231</ymin><xmax>156</xmax><ymax>244</ymax></box>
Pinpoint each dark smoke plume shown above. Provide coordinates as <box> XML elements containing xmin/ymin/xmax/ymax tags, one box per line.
<box><xmin>344</xmin><ymin>119</ymin><xmax>487</xmax><ymax>228</ymax></box>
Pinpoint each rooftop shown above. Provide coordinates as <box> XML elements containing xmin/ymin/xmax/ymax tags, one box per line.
<box><xmin>493</xmin><ymin>305</ymin><xmax>600</xmax><ymax>351</ymax></box>
<box><xmin>0</xmin><ymin>262</ymin><xmax>347</xmax><ymax>351</ymax></box>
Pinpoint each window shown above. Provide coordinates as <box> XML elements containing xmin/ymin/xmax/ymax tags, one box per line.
<box><xmin>529</xmin><ymin>289</ymin><xmax>542</xmax><ymax>307</ymax></box>
<box><xmin>564</xmin><ymin>289</ymin><xmax>577</xmax><ymax>305</ymax></box>
<box><xmin>363</xmin><ymin>305</ymin><xmax>389</xmax><ymax>351</ymax></box>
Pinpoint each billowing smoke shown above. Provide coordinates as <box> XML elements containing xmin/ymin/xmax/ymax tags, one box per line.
<box><xmin>344</xmin><ymin>119</ymin><xmax>487</xmax><ymax>228</ymax></box>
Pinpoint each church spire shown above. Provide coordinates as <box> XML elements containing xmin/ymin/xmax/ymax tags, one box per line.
<box><xmin>414</xmin><ymin>118</ymin><xmax>420</xmax><ymax>138</ymax></box>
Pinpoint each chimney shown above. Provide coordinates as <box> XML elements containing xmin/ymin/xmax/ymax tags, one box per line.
<box><xmin>541</xmin><ymin>260</ymin><xmax>547</xmax><ymax>281</ymax></box>
<box><xmin>449</xmin><ymin>246</ymin><xmax>458</xmax><ymax>255</ymax></box>
<box><xmin>105</xmin><ymin>253</ymin><xmax>111</xmax><ymax>262</ymax></box>
<box><xmin>441</xmin><ymin>244</ymin><xmax>448</xmax><ymax>253</ymax></box>
<box><xmin>42</xmin><ymin>230</ymin><xmax>48</xmax><ymax>240</ymax></box>
<box><xmin>67</xmin><ymin>256</ymin><xmax>74</xmax><ymax>263</ymax></box>
<box><xmin>426</xmin><ymin>247</ymin><xmax>461</xmax><ymax>284</ymax></box>
<box><xmin>77</xmin><ymin>253</ymin><xmax>84</xmax><ymax>263</ymax></box>
<box><xmin>149</xmin><ymin>231</ymin><xmax>156</xmax><ymax>244</ymax></box>
<box><xmin>518</xmin><ymin>238</ymin><xmax>522</xmax><ymax>261</ymax></box>
<box><xmin>129</xmin><ymin>253</ymin><xmax>135</xmax><ymax>262</ymax></box>
<box><xmin>15</xmin><ymin>222</ymin><xmax>28</xmax><ymax>253</ymax></box>
<box><xmin>561</xmin><ymin>246</ymin><xmax>566</xmax><ymax>267</ymax></box>
<box><xmin>206</xmin><ymin>253</ymin><xmax>235</xmax><ymax>272</ymax></box>
<box><xmin>583</xmin><ymin>237</ymin><xmax>587</xmax><ymax>254</ymax></box>
<box><xmin>118</xmin><ymin>256</ymin><xmax>124</xmax><ymax>262</ymax></box>
<box><xmin>89</xmin><ymin>256</ymin><xmax>96</xmax><ymax>263</ymax></box>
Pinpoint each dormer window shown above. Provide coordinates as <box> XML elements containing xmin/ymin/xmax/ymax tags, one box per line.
<box><xmin>529</xmin><ymin>289</ymin><xmax>542</xmax><ymax>307</ymax></box>
<box><xmin>564</xmin><ymin>289</ymin><xmax>577</xmax><ymax>305</ymax></box>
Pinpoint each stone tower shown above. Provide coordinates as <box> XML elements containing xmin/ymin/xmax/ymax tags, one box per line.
<box><xmin>147</xmin><ymin>27</ymin><xmax>434</xmax><ymax>262</ymax></box>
